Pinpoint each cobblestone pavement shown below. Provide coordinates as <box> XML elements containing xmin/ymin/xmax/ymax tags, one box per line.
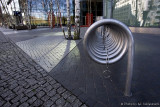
<box><xmin>0</xmin><ymin>31</ymin><xmax>87</xmax><ymax>107</ymax></box>
<box><xmin>2</xmin><ymin>27</ymin><xmax>87</xmax><ymax>72</ymax></box>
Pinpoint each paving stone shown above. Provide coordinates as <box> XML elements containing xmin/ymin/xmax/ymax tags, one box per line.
<box><xmin>62</xmin><ymin>91</ymin><xmax>72</xmax><ymax>99</ymax></box>
<box><xmin>11</xmin><ymin>94</ymin><xmax>24</xmax><ymax>103</ymax></box>
<box><xmin>63</xmin><ymin>102</ymin><xmax>72</xmax><ymax>107</ymax></box>
<box><xmin>57</xmin><ymin>87</ymin><xmax>66</xmax><ymax>94</ymax></box>
<box><xmin>31</xmin><ymin>84</ymin><xmax>39</xmax><ymax>89</ymax></box>
<box><xmin>26</xmin><ymin>90</ymin><xmax>37</xmax><ymax>98</ymax></box>
<box><xmin>33</xmin><ymin>99</ymin><xmax>43</xmax><ymax>106</ymax></box>
<box><xmin>43</xmin><ymin>99</ymin><xmax>54</xmax><ymax>107</ymax></box>
<box><xmin>3</xmin><ymin>101</ymin><xmax>11</xmax><ymax>107</ymax></box>
<box><xmin>45</xmin><ymin>85</ymin><xmax>53</xmax><ymax>92</ymax></box>
<box><xmin>38</xmin><ymin>79</ymin><xmax>46</xmax><ymax>85</ymax></box>
<box><xmin>41</xmin><ymin>95</ymin><xmax>50</xmax><ymax>102</ymax></box>
<box><xmin>20</xmin><ymin>97</ymin><xmax>28</xmax><ymax>103</ymax></box>
<box><xmin>49</xmin><ymin>79</ymin><xmax>57</xmax><ymax>85</ymax></box>
<box><xmin>53</xmin><ymin>83</ymin><xmax>61</xmax><ymax>89</ymax></box>
<box><xmin>45</xmin><ymin>76</ymin><xmax>53</xmax><ymax>82</ymax></box>
<box><xmin>16</xmin><ymin>87</ymin><xmax>26</xmax><ymax>95</ymax></box>
<box><xmin>27</xmin><ymin>96</ymin><xmax>37</xmax><ymax>104</ymax></box>
<box><xmin>5</xmin><ymin>93</ymin><xmax>16</xmax><ymax>101</ymax></box>
<box><xmin>19</xmin><ymin>102</ymin><xmax>29</xmax><ymax>107</ymax></box>
<box><xmin>67</xmin><ymin>95</ymin><xmax>77</xmax><ymax>103</ymax></box>
<box><xmin>25</xmin><ymin>78</ymin><xmax>38</xmax><ymax>85</ymax></box>
<box><xmin>47</xmin><ymin>89</ymin><xmax>56</xmax><ymax>97</ymax></box>
<box><xmin>36</xmin><ymin>90</ymin><xmax>45</xmax><ymax>98</ymax></box>
<box><xmin>51</xmin><ymin>104</ymin><xmax>57</xmax><ymax>107</ymax></box>
<box><xmin>0</xmin><ymin>100</ymin><xmax>5</xmax><ymax>106</ymax></box>
<box><xmin>71</xmin><ymin>99</ymin><xmax>83</xmax><ymax>107</ymax></box>
<box><xmin>11</xmin><ymin>102</ymin><xmax>20</xmax><ymax>107</ymax></box>
<box><xmin>56</xmin><ymin>97</ymin><xmax>66</xmax><ymax>106</ymax></box>
<box><xmin>13</xmin><ymin>86</ymin><xmax>22</xmax><ymax>93</ymax></box>
<box><xmin>50</xmin><ymin>94</ymin><xmax>61</xmax><ymax>102</ymax></box>
<box><xmin>1</xmin><ymin>90</ymin><xmax>13</xmax><ymax>98</ymax></box>
<box><xmin>9</xmin><ymin>83</ymin><xmax>18</xmax><ymax>90</ymax></box>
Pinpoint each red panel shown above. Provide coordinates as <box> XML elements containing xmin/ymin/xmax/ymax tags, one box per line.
<box><xmin>86</xmin><ymin>13</ymin><xmax>93</xmax><ymax>26</ymax></box>
<box><xmin>48</xmin><ymin>12</ymin><xmax>55</xmax><ymax>28</ymax></box>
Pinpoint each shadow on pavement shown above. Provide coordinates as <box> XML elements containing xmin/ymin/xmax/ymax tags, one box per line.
<box><xmin>50</xmin><ymin>33</ymin><xmax>160</xmax><ymax>107</ymax></box>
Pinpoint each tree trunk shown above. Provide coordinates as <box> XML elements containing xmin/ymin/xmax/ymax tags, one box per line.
<box><xmin>29</xmin><ymin>1</ymin><xmax>32</xmax><ymax>29</ymax></box>
<box><xmin>142</xmin><ymin>11</ymin><xmax>149</xmax><ymax>27</ymax></box>
<box><xmin>49</xmin><ymin>1</ymin><xmax>53</xmax><ymax>28</ymax></box>
<box><xmin>0</xmin><ymin>0</ymin><xmax>12</xmax><ymax>27</ymax></box>
<box><xmin>67</xmin><ymin>0</ymin><xmax>72</xmax><ymax>39</ymax></box>
<box><xmin>74</xmin><ymin>0</ymin><xmax>80</xmax><ymax>39</ymax></box>
<box><xmin>135</xmin><ymin>0</ymin><xmax>138</xmax><ymax>26</ymax></box>
<box><xmin>0</xmin><ymin>5</ymin><xmax>4</xmax><ymax>26</ymax></box>
<box><xmin>56</xmin><ymin>0</ymin><xmax>66</xmax><ymax>39</ymax></box>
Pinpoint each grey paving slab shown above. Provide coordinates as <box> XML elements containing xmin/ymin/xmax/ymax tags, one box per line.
<box><xmin>50</xmin><ymin>33</ymin><xmax>160</xmax><ymax>107</ymax></box>
<box><xmin>0</xmin><ymin>27</ymin><xmax>68</xmax><ymax>42</ymax></box>
<box><xmin>16</xmin><ymin>34</ymin><xmax>79</xmax><ymax>72</ymax></box>
<box><xmin>0</xmin><ymin>28</ymin><xmax>87</xmax><ymax>107</ymax></box>
<box><xmin>0</xmin><ymin>31</ymin><xmax>9</xmax><ymax>43</ymax></box>
<box><xmin>14</xmin><ymin>27</ymin><xmax>87</xmax><ymax>72</ymax></box>
<box><xmin>0</xmin><ymin>27</ymin><xmax>50</xmax><ymax>35</ymax></box>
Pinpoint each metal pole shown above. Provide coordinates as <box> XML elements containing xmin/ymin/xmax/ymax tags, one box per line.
<box><xmin>124</xmin><ymin>34</ymin><xmax>134</xmax><ymax>97</ymax></box>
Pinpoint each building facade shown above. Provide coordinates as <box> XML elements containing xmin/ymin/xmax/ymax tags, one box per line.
<box><xmin>113</xmin><ymin>0</ymin><xmax>150</xmax><ymax>26</ymax></box>
<box><xmin>103</xmin><ymin>0</ymin><xmax>160</xmax><ymax>27</ymax></box>
<box><xmin>1</xmin><ymin>0</ymin><xmax>160</xmax><ymax>27</ymax></box>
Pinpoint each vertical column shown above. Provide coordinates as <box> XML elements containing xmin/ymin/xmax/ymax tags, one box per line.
<box><xmin>103</xmin><ymin>0</ymin><xmax>112</xmax><ymax>19</ymax></box>
<box><xmin>103</xmin><ymin>0</ymin><xmax>107</xmax><ymax>18</ymax></box>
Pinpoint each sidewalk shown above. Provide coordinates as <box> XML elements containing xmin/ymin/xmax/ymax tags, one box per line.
<box><xmin>49</xmin><ymin>32</ymin><xmax>160</xmax><ymax>106</ymax></box>
<box><xmin>1</xmin><ymin>27</ymin><xmax>160</xmax><ymax>107</ymax></box>
<box><xmin>0</xmin><ymin>30</ymin><xmax>87</xmax><ymax>107</ymax></box>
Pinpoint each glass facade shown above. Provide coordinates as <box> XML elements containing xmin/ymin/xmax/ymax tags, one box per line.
<box><xmin>28</xmin><ymin>0</ymin><xmax>75</xmax><ymax>26</ymax></box>
<box><xmin>29</xmin><ymin>0</ymin><xmax>103</xmax><ymax>26</ymax></box>
<box><xmin>104</xmin><ymin>0</ymin><xmax>160</xmax><ymax>27</ymax></box>
<box><xmin>80</xmin><ymin>0</ymin><xmax>103</xmax><ymax>25</ymax></box>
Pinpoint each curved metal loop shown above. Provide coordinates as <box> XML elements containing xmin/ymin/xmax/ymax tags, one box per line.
<box><xmin>83</xmin><ymin>19</ymin><xmax>134</xmax><ymax>97</ymax></box>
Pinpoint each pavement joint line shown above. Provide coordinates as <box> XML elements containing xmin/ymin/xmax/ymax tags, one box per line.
<box><xmin>0</xmin><ymin>28</ymin><xmax>90</xmax><ymax>106</ymax></box>
<box><xmin>14</xmin><ymin>28</ymin><xmax>86</xmax><ymax>72</ymax></box>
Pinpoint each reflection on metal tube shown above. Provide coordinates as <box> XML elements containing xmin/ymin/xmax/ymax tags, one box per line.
<box><xmin>83</xmin><ymin>19</ymin><xmax>134</xmax><ymax>97</ymax></box>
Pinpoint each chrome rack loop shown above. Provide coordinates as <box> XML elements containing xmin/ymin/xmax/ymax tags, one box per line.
<box><xmin>83</xmin><ymin>19</ymin><xmax>134</xmax><ymax>97</ymax></box>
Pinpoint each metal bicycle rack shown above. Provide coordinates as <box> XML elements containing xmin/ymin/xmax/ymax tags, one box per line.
<box><xmin>83</xmin><ymin>19</ymin><xmax>134</xmax><ymax>97</ymax></box>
